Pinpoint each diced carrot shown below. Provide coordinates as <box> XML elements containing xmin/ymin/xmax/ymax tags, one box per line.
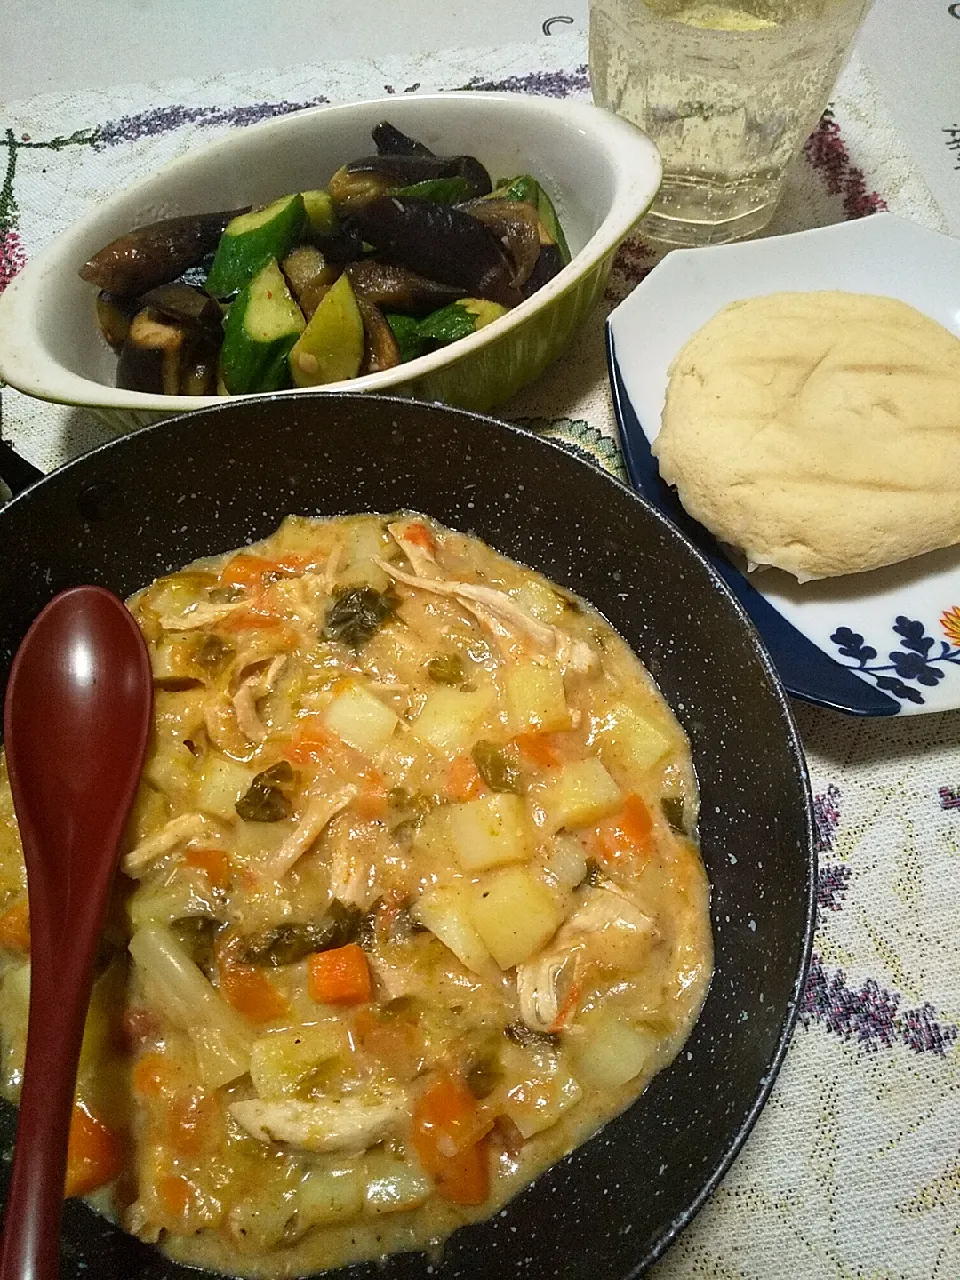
<box><xmin>217</xmin><ymin>608</ymin><xmax>298</xmax><ymax>644</ymax></box>
<box><xmin>184</xmin><ymin>847</ymin><xmax>232</xmax><ymax>891</ymax></box>
<box><xmin>595</xmin><ymin>793</ymin><xmax>655</xmax><ymax>868</ymax></box>
<box><xmin>412</xmin><ymin>1074</ymin><xmax>493</xmax><ymax>1206</ymax></box>
<box><xmin>65</xmin><ymin>1100</ymin><xmax>124</xmax><ymax>1198</ymax></box>
<box><xmin>0</xmin><ymin>899</ymin><xmax>30</xmax><ymax>953</ymax></box>
<box><xmin>352</xmin><ymin>782</ymin><xmax>388</xmax><ymax>822</ymax></box>
<box><xmin>512</xmin><ymin>732</ymin><xmax>561</xmax><ymax>770</ymax></box>
<box><xmin>403</xmin><ymin>522</ymin><xmax>436</xmax><ymax>552</ymax></box>
<box><xmin>283</xmin><ymin>718</ymin><xmax>335</xmax><ymax>765</ymax></box>
<box><xmin>446</xmin><ymin>754</ymin><xmax>486</xmax><ymax>802</ymax></box>
<box><xmin>620</xmin><ymin>793</ymin><xmax>653</xmax><ymax>847</ymax></box>
<box><xmin>218</xmin><ymin>554</ymin><xmax>308</xmax><ymax>592</ymax></box>
<box><xmin>132</xmin><ymin>1051</ymin><xmax>182</xmax><ymax>1099</ymax></box>
<box><xmin>219</xmin><ymin>962</ymin><xmax>290</xmax><ymax>1023</ymax></box>
<box><xmin>412</xmin><ymin>1074</ymin><xmax>493</xmax><ymax>1161</ymax></box>
<box><xmin>156</xmin><ymin>1172</ymin><xmax>196</xmax><ymax>1220</ymax></box>
<box><xmin>430</xmin><ymin>1136</ymin><xmax>490</xmax><ymax>1205</ymax></box>
<box><xmin>308</xmin><ymin>943</ymin><xmax>372</xmax><ymax>1005</ymax></box>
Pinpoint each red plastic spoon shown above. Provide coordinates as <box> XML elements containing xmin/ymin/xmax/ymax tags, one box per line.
<box><xmin>0</xmin><ymin>587</ymin><xmax>152</xmax><ymax>1280</ymax></box>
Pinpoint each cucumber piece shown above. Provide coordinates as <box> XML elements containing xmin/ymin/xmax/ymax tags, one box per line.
<box><xmin>392</xmin><ymin>177</ymin><xmax>471</xmax><ymax>205</ymax></box>
<box><xmin>288</xmin><ymin>272</ymin><xmax>364</xmax><ymax>387</ymax></box>
<box><xmin>492</xmin><ymin>176</ymin><xmax>571</xmax><ymax>264</ymax></box>
<box><xmin>301</xmin><ymin>189</ymin><xmax>339</xmax><ymax>239</ymax></box>
<box><xmin>219</xmin><ymin>258</ymin><xmax>305</xmax><ymax>395</ymax></box>
<box><xmin>385</xmin><ymin>313</ymin><xmax>427</xmax><ymax>364</ymax></box>
<box><xmin>205</xmin><ymin>194</ymin><xmax>306</xmax><ymax>298</ymax></box>
<box><xmin>418</xmin><ymin>298</ymin><xmax>507</xmax><ymax>346</ymax></box>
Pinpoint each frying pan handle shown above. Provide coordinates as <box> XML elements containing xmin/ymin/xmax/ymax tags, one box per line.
<box><xmin>0</xmin><ymin>439</ymin><xmax>44</xmax><ymax>500</ymax></box>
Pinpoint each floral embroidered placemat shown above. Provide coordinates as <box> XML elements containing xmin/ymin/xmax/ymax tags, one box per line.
<box><xmin>1</xmin><ymin>31</ymin><xmax>958</xmax><ymax>1280</ymax></box>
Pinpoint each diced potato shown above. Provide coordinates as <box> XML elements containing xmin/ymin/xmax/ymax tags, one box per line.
<box><xmin>143</xmin><ymin>739</ymin><xmax>195</xmax><ymax>804</ymax></box>
<box><xmin>231</xmin><ymin>818</ymin><xmax>293</xmax><ymax>865</ymax></box>
<box><xmin>124</xmin><ymin>783</ymin><xmax>169</xmax><ymax>847</ymax></box>
<box><xmin>573</xmin><ymin>1013</ymin><xmax>658</xmax><ymax>1089</ymax></box>
<box><xmin>250</xmin><ymin>1022</ymin><xmax>347</xmax><ymax>1098</ymax></box>
<box><xmin>338</xmin><ymin>520</ymin><xmax>390</xmax><ymax>592</ymax></box>
<box><xmin>270</xmin><ymin>514</ymin><xmax>327</xmax><ymax>559</ymax></box>
<box><xmin>195</xmin><ymin>756</ymin><xmax>259</xmax><ymax>821</ymax></box>
<box><xmin>470</xmin><ymin>867</ymin><xmax>564</xmax><ymax>969</ymax></box>
<box><xmin>0</xmin><ymin>963</ymin><xmax>29</xmax><ymax>1091</ymax></box>
<box><xmin>542</xmin><ymin>835</ymin><xmax>588</xmax><ymax>890</ymax></box>
<box><xmin>501</xmin><ymin>1049</ymin><xmax>583</xmax><ymax>1138</ymax></box>
<box><xmin>128</xmin><ymin>878</ymin><xmax>213</xmax><ymax>929</ymax></box>
<box><xmin>538</xmin><ymin>758</ymin><xmax>622</xmax><ymax>833</ymax></box>
<box><xmin>509</xmin><ymin>579</ymin><xmax>567</xmax><ymax>623</ymax></box>
<box><xmin>363</xmin><ymin>1149</ymin><xmax>433</xmax><ymax>1215</ymax></box>
<box><xmin>594</xmin><ymin>701</ymin><xmax>672</xmax><ymax>775</ymax></box>
<box><xmin>503</xmin><ymin>660</ymin><xmax>570</xmax><ymax>733</ymax></box>
<box><xmin>322</xmin><ymin>682</ymin><xmax>398</xmax><ymax>756</ymax></box>
<box><xmin>297</xmin><ymin>1160</ymin><xmax>366</xmax><ymax>1227</ymax></box>
<box><xmin>227</xmin><ymin>1195</ymin><xmax>296</xmax><ymax>1252</ymax></box>
<box><xmin>413</xmin><ymin>884</ymin><xmax>499</xmax><ymax>982</ymax></box>
<box><xmin>449</xmin><ymin>794</ymin><xmax>534</xmax><ymax>872</ymax></box>
<box><xmin>411</xmin><ymin>686</ymin><xmax>496</xmax><ymax>756</ymax></box>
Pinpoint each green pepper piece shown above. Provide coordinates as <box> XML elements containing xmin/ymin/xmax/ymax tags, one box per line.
<box><xmin>385</xmin><ymin>312</ymin><xmax>428</xmax><ymax>363</ymax></box>
<box><xmin>324</xmin><ymin>585</ymin><xmax>399</xmax><ymax>647</ymax></box>
<box><xmin>472</xmin><ymin>741</ymin><xmax>520</xmax><ymax>793</ymax></box>
<box><xmin>392</xmin><ymin>176</ymin><xmax>471</xmax><ymax>204</ymax></box>
<box><xmin>426</xmin><ymin>653</ymin><xmax>465</xmax><ymax>685</ymax></box>
<box><xmin>661</xmin><ymin>796</ymin><xmax>687</xmax><ymax>834</ymax></box>
<box><xmin>239</xmin><ymin>901</ymin><xmax>363</xmax><ymax>966</ymax></box>
<box><xmin>236</xmin><ymin>761</ymin><xmax>295</xmax><ymax>822</ymax></box>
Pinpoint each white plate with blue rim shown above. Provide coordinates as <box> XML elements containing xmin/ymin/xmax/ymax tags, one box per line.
<box><xmin>606</xmin><ymin>213</ymin><xmax>960</xmax><ymax>716</ymax></box>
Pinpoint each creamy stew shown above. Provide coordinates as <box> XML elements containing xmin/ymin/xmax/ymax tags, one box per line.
<box><xmin>0</xmin><ymin>514</ymin><xmax>712</xmax><ymax>1278</ymax></box>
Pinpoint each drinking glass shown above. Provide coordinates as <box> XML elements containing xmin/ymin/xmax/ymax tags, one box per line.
<box><xmin>589</xmin><ymin>0</ymin><xmax>874</xmax><ymax>246</ymax></box>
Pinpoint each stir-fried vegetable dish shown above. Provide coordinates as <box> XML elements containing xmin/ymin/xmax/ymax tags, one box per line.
<box><xmin>0</xmin><ymin>514</ymin><xmax>712</xmax><ymax>1277</ymax></box>
<box><xmin>79</xmin><ymin>121</ymin><xmax>571</xmax><ymax>397</ymax></box>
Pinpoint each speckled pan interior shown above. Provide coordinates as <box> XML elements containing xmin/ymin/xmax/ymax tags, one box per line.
<box><xmin>0</xmin><ymin>394</ymin><xmax>814</xmax><ymax>1279</ymax></box>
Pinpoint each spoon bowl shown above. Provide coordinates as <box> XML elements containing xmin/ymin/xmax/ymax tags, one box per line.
<box><xmin>0</xmin><ymin>586</ymin><xmax>152</xmax><ymax>1280</ymax></box>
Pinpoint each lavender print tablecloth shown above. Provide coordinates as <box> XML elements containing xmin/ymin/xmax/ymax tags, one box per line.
<box><xmin>1</xmin><ymin>30</ymin><xmax>958</xmax><ymax>1280</ymax></box>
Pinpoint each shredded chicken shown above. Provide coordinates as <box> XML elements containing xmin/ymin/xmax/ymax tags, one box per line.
<box><xmin>154</xmin><ymin>600</ymin><xmax>246</xmax><ymax>632</ymax></box>
<box><xmin>123</xmin><ymin>812</ymin><xmax>210</xmax><ymax>877</ymax></box>
<box><xmin>231</xmin><ymin>655</ymin><xmax>287</xmax><ymax>744</ymax></box>
<box><xmin>329</xmin><ymin>843</ymin><xmax>372</xmax><ymax>908</ymax></box>
<box><xmin>377</xmin><ymin>558</ymin><xmax>598</xmax><ymax>673</ymax></box>
<box><xmin>516</xmin><ymin>884</ymin><xmax>659</xmax><ymax>1032</ymax></box>
<box><xmin>229</xmin><ymin>1093</ymin><xmax>409</xmax><ymax>1154</ymax></box>
<box><xmin>322</xmin><ymin>540</ymin><xmax>344</xmax><ymax>594</ymax></box>
<box><xmin>387</xmin><ymin>519</ymin><xmax>441</xmax><ymax>578</ymax></box>
<box><xmin>259</xmin><ymin>786</ymin><xmax>357</xmax><ymax>881</ymax></box>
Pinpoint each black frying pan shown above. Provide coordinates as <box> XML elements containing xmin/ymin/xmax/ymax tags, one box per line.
<box><xmin>0</xmin><ymin>395</ymin><xmax>814</xmax><ymax>1279</ymax></box>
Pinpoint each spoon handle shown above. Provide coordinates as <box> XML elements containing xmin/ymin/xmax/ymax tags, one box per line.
<box><xmin>0</xmin><ymin>898</ymin><xmax>96</xmax><ymax>1280</ymax></box>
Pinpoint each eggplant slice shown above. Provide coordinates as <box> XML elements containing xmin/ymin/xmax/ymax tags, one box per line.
<box><xmin>356</xmin><ymin>297</ymin><xmax>402</xmax><ymax>375</ymax></box>
<box><xmin>347</xmin><ymin>197</ymin><xmax>521</xmax><ymax>308</ymax></box>
<box><xmin>372</xmin><ymin>121</ymin><xmax>435</xmax><ymax>157</ymax></box>
<box><xmin>80</xmin><ymin>208</ymin><xmax>248</xmax><ymax>297</ymax></box>
<box><xmin>345</xmin><ymin>261</ymin><xmax>462</xmax><ymax>316</ymax></box>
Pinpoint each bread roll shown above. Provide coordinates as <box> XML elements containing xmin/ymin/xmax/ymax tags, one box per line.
<box><xmin>653</xmin><ymin>291</ymin><xmax>960</xmax><ymax>580</ymax></box>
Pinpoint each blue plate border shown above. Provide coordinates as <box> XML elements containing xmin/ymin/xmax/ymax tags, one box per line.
<box><xmin>606</xmin><ymin>327</ymin><xmax>899</xmax><ymax>717</ymax></box>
